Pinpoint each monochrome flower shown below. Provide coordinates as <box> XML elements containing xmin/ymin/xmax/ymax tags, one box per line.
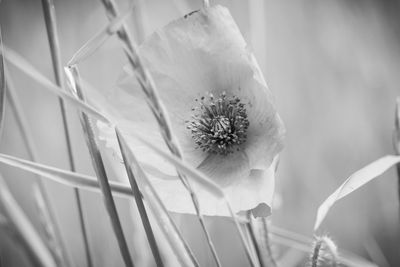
<box><xmin>93</xmin><ymin>5</ymin><xmax>285</xmax><ymax>216</ymax></box>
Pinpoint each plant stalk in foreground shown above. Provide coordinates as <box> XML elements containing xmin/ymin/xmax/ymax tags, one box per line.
<box><xmin>41</xmin><ymin>0</ymin><xmax>92</xmax><ymax>266</ymax></box>
<box><xmin>65</xmin><ymin>66</ymin><xmax>134</xmax><ymax>267</ymax></box>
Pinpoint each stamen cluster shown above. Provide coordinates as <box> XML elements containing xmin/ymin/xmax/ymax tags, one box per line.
<box><xmin>186</xmin><ymin>92</ymin><xmax>249</xmax><ymax>155</ymax></box>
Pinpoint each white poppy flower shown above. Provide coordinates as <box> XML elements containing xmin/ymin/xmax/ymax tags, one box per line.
<box><xmin>93</xmin><ymin>5</ymin><xmax>285</xmax><ymax>217</ymax></box>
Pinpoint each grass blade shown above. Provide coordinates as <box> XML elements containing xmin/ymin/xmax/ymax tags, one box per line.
<box><xmin>40</xmin><ymin>1</ymin><xmax>92</xmax><ymax>265</ymax></box>
<box><xmin>33</xmin><ymin>185</ymin><xmax>66</xmax><ymax>266</ymax></box>
<box><xmin>5</xmin><ymin>67</ymin><xmax>72</xmax><ymax>267</ymax></box>
<box><xmin>0</xmin><ymin>153</ymin><xmax>134</xmax><ymax>198</ymax></box>
<box><xmin>115</xmin><ymin>129</ymin><xmax>164</xmax><ymax>266</ymax></box>
<box><xmin>0</xmin><ymin>148</ymin><xmax>199</xmax><ymax>266</ymax></box>
<box><xmin>394</xmin><ymin>98</ymin><xmax>400</xmax><ymax>219</ymax></box>
<box><xmin>115</xmin><ymin>130</ymin><xmax>199</xmax><ymax>267</ymax></box>
<box><xmin>68</xmin><ymin>5</ymin><xmax>134</xmax><ymax>66</ymax></box>
<box><xmin>246</xmin><ymin>213</ymin><xmax>277</xmax><ymax>267</ymax></box>
<box><xmin>133</xmin><ymin>133</ymin><xmax>257</xmax><ymax>267</ymax></box>
<box><xmin>0</xmin><ymin>27</ymin><xmax>6</xmax><ymax>138</ymax></box>
<box><xmin>98</xmin><ymin>1</ymin><xmax>223</xmax><ymax>266</ymax></box>
<box><xmin>2</xmin><ymin>47</ymin><xmax>109</xmax><ymax>123</ymax></box>
<box><xmin>314</xmin><ymin>155</ymin><xmax>400</xmax><ymax>231</ymax></box>
<box><xmin>3</xmin><ymin>150</ymin><xmax>375</xmax><ymax>267</ymax></box>
<box><xmin>64</xmin><ymin>66</ymin><xmax>134</xmax><ymax>267</ymax></box>
<box><xmin>0</xmin><ymin>175</ymin><xmax>57</xmax><ymax>267</ymax></box>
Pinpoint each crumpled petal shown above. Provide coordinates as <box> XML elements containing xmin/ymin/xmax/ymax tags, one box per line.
<box><xmin>87</xmin><ymin>5</ymin><xmax>284</xmax><ymax>216</ymax></box>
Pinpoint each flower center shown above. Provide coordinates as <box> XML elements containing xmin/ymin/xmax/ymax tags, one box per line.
<box><xmin>186</xmin><ymin>92</ymin><xmax>249</xmax><ymax>155</ymax></box>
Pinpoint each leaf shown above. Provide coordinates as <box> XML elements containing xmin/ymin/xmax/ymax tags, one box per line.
<box><xmin>1</xmin><ymin>47</ymin><xmax>109</xmax><ymax>123</ymax></box>
<box><xmin>0</xmin><ymin>153</ymin><xmax>133</xmax><ymax>198</ymax></box>
<box><xmin>314</xmin><ymin>155</ymin><xmax>400</xmax><ymax>231</ymax></box>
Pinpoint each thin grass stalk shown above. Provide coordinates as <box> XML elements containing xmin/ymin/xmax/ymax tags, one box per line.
<box><xmin>40</xmin><ymin>2</ymin><xmax>92</xmax><ymax>267</ymax></box>
<box><xmin>0</xmin><ymin>175</ymin><xmax>57</xmax><ymax>267</ymax></box>
<box><xmin>115</xmin><ymin>130</ymin><xmax>200</xmax><ymax>267</ymax></box>
<box><xmin>0</xmin><ymin>27</ymin><xmax>6</xmax><ymax>138</ymax></box>
<box><xmin>63</xmin><ymin>68</ymin><xmax>134</xmax><ymax>267</ymax></box>
<box><xmin>0</xmin><ymin>223</ymin><xmax>47</xmax><ymax>267</ymax></box>
<box><xmin>5</xmin><ymin>67</ymin><xmax>72</xmax><ymax>267</ymax></box>
<box><xmin>68</xmin><ymin>65</ymin><xmax>162</xmax><ymax>266</ymax></box>
<box><xmin>136</xmin><ymin>134</ymin><xmax>258</xmax><ymax>267</ymax></box>
<box><xmin>259</xmin><ymin>218</ymin><xmax>277</xmax><ymax>267</ymax></box>
<box><xmin>3</xmin><ymin>47</ymin><xmax>108</xmax><ymax>122</ymax></box>
<box><xmin>394</xmin><ymin>98</ymin><xmax>400</xmax><ymax>219</ymax></box>
<box><xmin>0</xmin><ymin>150</ymin><xmax>197</xmax><ymax>267</ymax></box>
<box><xmin>98</xmin><ymin>1</ymin><xmax>223</xmax><ymax>265</ymax></box>
<box><xmin>67</xmin><ymin>5</ymin><xmax>134</xmax><ymax>66</ymax></box>
<box><xmin>246</xmin><ymin>212</ymin><xmax>264</xmax><ymax>267</ymax></box>
<box><xmin>0</xmin><ymin>153</ymin><xmax>135</xmax><ymax>198</ymax></box>
<box><xmin>130</xmin><ymin>0</ymin><xmax>145</xmax><ymax>44</ymax></box>
<box><xmin>32</xmin><ymin>185</ymin><xmax>65</xmax><ymax>266</ymax></box>
<box><xmin>246</xmin><ymin>215</ymin><xmax>277</xmax><ymax>267</ymax></box>
<box><xmin>0</xmin><ymin>151</ymin><xmax>374</xmax><ymax>267</ymax></box>
<box><xmin>114</xmin><ymin>130</ymin><xmax>164</xmax><ymax>266</ymax></box>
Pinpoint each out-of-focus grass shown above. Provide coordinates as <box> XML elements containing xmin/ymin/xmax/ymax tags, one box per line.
<box><xmin>0</xmin><ymin>0</ymin><xmax>399</xmax><ymax>266</ymax></box>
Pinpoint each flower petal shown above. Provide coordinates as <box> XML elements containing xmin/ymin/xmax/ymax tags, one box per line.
<box><xmin>149</xmin><ymin>156</ymin><xmax>278</xmax><ymax>216</ymax></box>
<box><xmin>116</xmin><ymin>5</ymin><xmax>284</xmax><ymax>173</ymax></box>
<box><xmin>197</xmin><ymin>151</ymin><xmax>250</xmax><ymax>187</ymax></box>
<box><xmin>85</xmin><ymin>5</ymin><xmax>285</xmax><ymax>216</ymax></box>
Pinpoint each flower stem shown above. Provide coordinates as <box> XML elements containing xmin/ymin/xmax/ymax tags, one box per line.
<box><xmin>40</xmin><ymin>1</ymin><xmax>92</xmax><ymax>266</ymax></box>
<box><xmin>98</xmin><ymin>1</ymin><xmax>223</xmax><ymax>266</ymax></box>
<box><xmin>226</xmin><ymin>202</ymin><xmax>257</xmax><ymax>267</ymax></box>
<box><xmin>246</xmin><ymin>212</ymin><xmax>263</xmax><ymax>266</ymax></box>
<box><xmin>66</xmin><ymin>66</ymin><xmax>134</xmax><ymax>267</ymax></box>
<box><xmin>246</xmin><ymin>213</ymin><xmax>277</xmax><ymax>267</ymax></box>
<box><xmin>260</xmin><ymin>218</ymin><xmax>277</xmax><ymax>267</ymax></box>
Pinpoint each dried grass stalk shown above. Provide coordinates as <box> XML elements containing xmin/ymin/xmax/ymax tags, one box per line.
<box><xmin>64</xmin><ymin>65</ymin><xmax>134</xmax><ymax>267</ymax></box>
<box><xmin>115</xmin><ymin>130</ymin><xmax>199</xmax><ymax>267</ymax></box>
<box><xmin>98</xmin><ymin>0</ymin><xmax>223</xmax><ymax>266</ymax></box>
<box><xmin>5</xmin><ymin>68</ymin><xmax>72</xmax><ymax>267</ymax></box>
<box><xmin>41</xmin><ymin>1</ymin><xmax>92</xmax><ymax>265</ymax></box>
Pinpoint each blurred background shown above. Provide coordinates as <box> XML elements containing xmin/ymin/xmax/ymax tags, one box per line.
<box><xmin>1</xmin><ymin>0</ymin><xmax>400</xmax><ymax>266</ymax></box>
